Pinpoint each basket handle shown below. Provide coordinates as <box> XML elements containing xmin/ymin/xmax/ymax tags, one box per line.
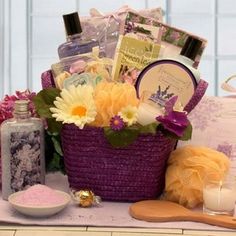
<box><xmin>184</xmin><ymin>79</ymin><xmax>208</xmax><ymax>113</ymax></box>
<box><xmin>41</xmin><ymin>70</ymin><xmax>55</xmax><ymax>89</ymax></box>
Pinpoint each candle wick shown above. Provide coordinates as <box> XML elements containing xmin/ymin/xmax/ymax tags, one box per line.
<box><xmin>217</xmin><ymin>181</ymin><xmax>223</xmax><ymax>208</ymax></box>
<box><xmin>220</xmin><ymin>181</ymin><xmax>222</xmax><ymax>191</ymax></box>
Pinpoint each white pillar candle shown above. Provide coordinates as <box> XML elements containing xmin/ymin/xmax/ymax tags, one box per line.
<box><xmin>203</xmin><ymin>186</ymin><xmax>236</xmax><ymax>212</ymax></box>
<box><xmin>137</xmin><ymin>102</ymin><xmax>163</xmax><ymax>126</ymax></box>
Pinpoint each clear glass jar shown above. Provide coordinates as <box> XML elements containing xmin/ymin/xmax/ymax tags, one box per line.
<box><xmin>1</xmin><ymin>100</ymin><xmax>45</xmax><ymax>200</ymax></box>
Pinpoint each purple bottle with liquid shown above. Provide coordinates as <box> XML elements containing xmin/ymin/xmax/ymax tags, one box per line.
<box><xmin>58</xmin><ymin>12</ymin><xmax>98</xmax><ymax>59</ymax></box>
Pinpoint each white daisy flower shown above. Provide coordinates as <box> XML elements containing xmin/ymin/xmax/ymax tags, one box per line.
<box><xmin>50</xmin><ymin>85</ymin><xmax>97</xmax><ymax>129</ymax></box>
<box><xmin>118</xmin><ymin>105</ymin><xmax>138</xmax><ymax>126</ymax></box>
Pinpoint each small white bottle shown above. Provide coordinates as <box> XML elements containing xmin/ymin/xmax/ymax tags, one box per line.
<box><xmin>1</xmin><ymin>100</ymin><xmax>45</xmax><ymax>200</ymax></box>
<box><xmin>175</xmin><ymin>36</ymin><xmax>202</xmax><ymax>83</ymax></box>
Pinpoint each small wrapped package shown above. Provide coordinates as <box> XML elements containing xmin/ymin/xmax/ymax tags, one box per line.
<box><xmin>80</xmin><ymin>5</ymin><xmax>163</xmax><ymax>58</ymax></box>
<box><xmin>51</xmin><ymin>47</ymin><xmax>113</xmax><ymax>89</ymax></box>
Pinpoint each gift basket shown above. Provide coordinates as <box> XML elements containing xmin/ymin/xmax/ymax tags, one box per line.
<box><xmin>35</xmin><ymin>6</ymin><xmax>208</xmax><ymax>201</ymax></box>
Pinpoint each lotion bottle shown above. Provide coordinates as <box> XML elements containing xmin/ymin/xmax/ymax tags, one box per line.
<box><xmin>58</xmin><ymin>12</ymin><xmax>99</xmax><ymax>59</ymax></box>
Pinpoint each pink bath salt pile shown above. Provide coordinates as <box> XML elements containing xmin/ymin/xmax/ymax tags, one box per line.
<box><xmin>14</xmin><ymin>184</ymin><xmax>66</xmax><ymax>206</ymax></box>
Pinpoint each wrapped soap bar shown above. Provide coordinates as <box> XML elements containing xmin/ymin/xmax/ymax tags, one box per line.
<box><xmin>51</xmin><ymin>53</ymin><xmax>93</xmax><ymax>78</ymax></box>
<box><xmin>112</xmin><ymin>12</ymin><xmax>162</xmax><ymax>84</ymax></box>
<box><xmin>51</xmin><ymin>47</ymin><xmax>113</xmax><ymax>89</ymax></box>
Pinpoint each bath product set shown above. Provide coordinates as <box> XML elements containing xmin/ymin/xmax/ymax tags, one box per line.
<box><xmin>1</xmin><ymin>6</ymin><xmax>236</xmax><ymax>229</ymax></box>
<box><xmin>52</xmin><ymin>10</ymin><xmax>206</xmax><ymax>112</ymax></box>
<box><xmin>1</xmin><ymin>6</ymin><xmax>208</xmax><ymax>213</ymax></box>
<box><xmin>51</xmin><ymin>9</ymin><xmax>207</xmax><ymax>82</ymax></box>
<box><xmin>33</xmin><ymin>6</ymin><xmax>209</xmax><ymax>205</ymax></box>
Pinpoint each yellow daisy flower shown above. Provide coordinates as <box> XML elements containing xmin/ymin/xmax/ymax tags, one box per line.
<box><xmin>118</xmin><ymin>105</ymin><xmax>138</xmax><ymax>126</ymax></box>
<box><xmin>50</xmin><ymin>85</ymin><xmax>97</xmax><ymax>129</ymax></box>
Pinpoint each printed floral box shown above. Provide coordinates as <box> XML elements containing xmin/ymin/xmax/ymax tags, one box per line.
<box><xmin>178</xmin><ymin>96</ymin><xmax>236</xmax><ymax>173</ymax></box>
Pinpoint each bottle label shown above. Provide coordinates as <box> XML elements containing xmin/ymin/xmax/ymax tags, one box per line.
<box><xmin>9</xmin><ymin>130</ymin><xmax>41</xmax><ymax>192</ymax></box>
<box><xmin>136</xmin><ymin>60</ymin><xmax>197</xmax><ymax>108</ymax></box>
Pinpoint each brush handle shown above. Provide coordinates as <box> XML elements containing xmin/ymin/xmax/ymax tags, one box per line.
<box><xmin>129</xmin><ymin>200</ymin><xmax>236</xmax><ymax>229</ymax></box>
<box><xmin>187</xmin><ymin>212</ymin><xmax>236</xmax><ymax>229</ymax></box>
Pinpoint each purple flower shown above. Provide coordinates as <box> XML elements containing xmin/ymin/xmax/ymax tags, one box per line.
<box><xmin>164</xmin><ymin>96</ymin><xmax>178</xmax><ymax>114</ymax></box>
<box><xmin>0</xmin><ymin>90</ymin><xmax>37</xmax><ymax>124</ymax></box>
<box><xmin>170</xmin><ymin>31</ymin><xmax>180</xmax><ymax>41</ymax></box>
<box><xmin>156</xmin><ymin>96</ymin><xmax>189</xmax><ymax>137</ymax></box>
<box><xmin>156</xmin><ymin>111</ymin><xmax>189</xmax><ymax>137</ymax></box>
<box><xmin>110</xmin><ymin>115</ymin><xmax>125</xmax><ymax>131</ymax></box>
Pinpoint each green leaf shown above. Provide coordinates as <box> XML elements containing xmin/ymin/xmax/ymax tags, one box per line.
<box><xmin>179</xmin><ymin>123</ymin><xmax>192</xmax><ymax>141</ymax></box>
<box><xmin>51</xmin><ymin>136</ymin><xmax>63</xmax><ymax>156</ymax></box>
<box><xmin>47</xmin><ymin>152</ymin><xmax>61</xmax><ymax>172</ymax></box>
<box><xmin>140</xmin><ymin>17</ymin><xmax>145</xmax><ymax>24</ymax></box>
<box><xmin>104</xmin><ymin>126</ymin><xmax>139</xmax><ymax>148</ymax></box>
<box><xmin>158</xmin><ymin>123</ymin><xmax>192</xmax><ymax>141</ymax></box>
<box><xmin>44</xmin><ymin>131</ymin><xmax>65</xmax><ymax>174</ymax></box>
<box><xmin>46</xmin><ymin>118</ymin><xmax>62</xmax><ymax>134</ymax></box>
<box><xmin>46</xmin><ymin>130</ymin><xmax>60</xmax><ymax>137</ymax></box>
<box><xmin>95</xmin><ymin>76</ymin><xmax>102</xmax><ymax>85</ymax></box>
<box><xmin>33</xmin><ymin>88</ymin><xmax>60</xmax><ymax>118</ymax></box>
<box><xmin>139</xmin><ymin>123</ymin><xmax>158</xmax><ymax>135</ymax></box>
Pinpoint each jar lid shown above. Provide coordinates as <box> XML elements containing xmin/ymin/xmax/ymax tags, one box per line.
<box><xmin>180</xmin><ymin>36</ymin><xmax>202</xmax><ymax>61</ymax></box>
<box><xmin>14</xmin><ymin>100</ymin><xmax>29</xmax><ymax>114</ymax></box>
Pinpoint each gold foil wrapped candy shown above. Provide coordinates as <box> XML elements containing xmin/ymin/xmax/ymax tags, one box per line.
<box><xmin>71</xmin><ymin>189</ymin><xmax>101</xmax><ymax>207</ymax></box>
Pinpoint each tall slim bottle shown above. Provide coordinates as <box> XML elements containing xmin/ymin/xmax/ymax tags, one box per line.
<box><xmin>1</xmin><ymin>100</ymin><xmax>45</xmax><ymax>200</ymax></box>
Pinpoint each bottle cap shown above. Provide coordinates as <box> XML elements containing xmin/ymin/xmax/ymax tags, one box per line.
<box><xmin>180</xmin><ymin>36</ymin><xmax>202</xmax><ymax>61</ymax></box>
<box><xmin>14</xmin><ymin>100</ymin><xmax>29</xmax><ymax>114</ymax></box>
<box><xmin>63</xmin><ymin>12</ymin><xmax>82</xmax><ymax>36</ymax></box>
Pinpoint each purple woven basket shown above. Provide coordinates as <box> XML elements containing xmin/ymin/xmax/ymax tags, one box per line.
<box><xmin>61</xmin><ymin>125</ymin><xmax>176</xmax><ymax>201</ymax></box>
<box><xmin>42</xmin><ymin>70</ymin><xmax>208</xmax><ymax>201</ymax></box>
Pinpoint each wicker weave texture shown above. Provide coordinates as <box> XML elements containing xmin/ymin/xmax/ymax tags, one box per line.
<box><xmin>184</xmin><ymin>79</ymin><xmax>208</xmax><ymax>113</ymax></box>
<box><xmin>42</xmin><ymin>70</ymin><xmax>208</xmax><ymax>201</ymax></box>
<box><xmin>41</xmin><ymin>70</ymin><xmax>55</xmax><ymax>89</ymax></box>
<box><xmin>61</xmin><ymin>125</ymin><xmax>176</xmax><ymax>201</ymax></box>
